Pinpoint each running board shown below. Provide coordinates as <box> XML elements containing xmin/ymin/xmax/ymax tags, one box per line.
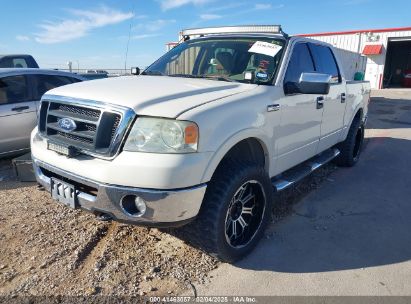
<box><xmin>272</xmin><ymin>148</ymin><xmax>340</xmax><ymax>192</ymax></box>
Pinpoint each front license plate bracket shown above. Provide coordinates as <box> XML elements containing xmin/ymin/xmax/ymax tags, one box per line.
<box><xmin>51</xmin><ymin>178</ymin><xmax>78</xmax><ymax>209</ymax></box>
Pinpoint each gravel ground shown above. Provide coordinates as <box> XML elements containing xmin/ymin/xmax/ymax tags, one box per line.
<box><xmin>0</xmin><ymin>159</ymin><xmax>218</xmax><ymax>297</ymax></box>
<box><xmin>0</xmin><ymin>156</ymin><xmax>336</xmax><ymax>298</ymax></box>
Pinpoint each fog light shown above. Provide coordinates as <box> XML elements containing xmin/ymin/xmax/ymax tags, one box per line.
<box><xmin>134</xmin><ymin>197</ymin><xmax>147</xmax><ymax>215</ymax></box>
<box><xmin>120</xmin><ymin>195</ymin><xmax>147</xmax><ymax>217</ymax></box>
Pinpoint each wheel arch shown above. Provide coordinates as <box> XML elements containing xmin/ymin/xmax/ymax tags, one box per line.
<box><xmin>201</xmin><ymin>131</ymin><xmax>270</xmax><ymax>183</ymax></box>
<box><xmin>342</xmin><ymin>106</ymin><xmax>364</xmax><ymax>140</ymax></box>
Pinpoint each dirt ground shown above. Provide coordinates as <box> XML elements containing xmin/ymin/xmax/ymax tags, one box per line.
<box><xmin>0</xmin><ymin>149</ymin><xmax>336</xmax><ymax>298</ymax></box>
<box><xmin>0</xmin><ymin>159</ymin><xmax>218</xmax><ymax>297</ymax></box>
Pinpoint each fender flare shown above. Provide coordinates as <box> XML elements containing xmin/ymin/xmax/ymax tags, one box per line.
<box><xmin>201</xmin><ymin>129</ymin><xmax>270</xmax><ymax>183</ymax></box>
<box><xmin>342</xmin><ymin>105</ymin><xmax>364</xmax><ymax>141</ymax></box>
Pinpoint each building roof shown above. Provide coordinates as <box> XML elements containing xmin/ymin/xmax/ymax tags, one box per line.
<box><xmin>298</xmin><ymin>26</ymin><xmax>411</xmax><ymax>37</ymax></box>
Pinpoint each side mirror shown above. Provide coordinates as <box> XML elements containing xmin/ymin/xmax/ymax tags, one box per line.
<box><xmin>285</xmin><ymin>72</ymin><xmax>331</xmax><ymax>95</ymax></box>
<box><xmin>131</xmin><ymin>67</ymin><xmax>140</xmax><ymax>75</ymax></box>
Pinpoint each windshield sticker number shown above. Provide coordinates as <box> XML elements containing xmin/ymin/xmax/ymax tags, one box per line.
<box><xmin>248</xmin><ymin>41</ymin><xmax>282</xmax><ymax>57</ymax></box>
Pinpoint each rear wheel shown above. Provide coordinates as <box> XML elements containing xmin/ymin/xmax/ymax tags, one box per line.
<box><xmin>335</xmin><ymin>116</ymin><xmax>364</xmax><ymax>167</ymax></box>
<box><xmin>189</xmin><ymin>160</ymin><xmax>273</xmax><ymax>262</ymax></box>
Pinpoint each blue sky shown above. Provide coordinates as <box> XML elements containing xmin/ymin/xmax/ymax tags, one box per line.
<box><xmin>0</xmin><ymin>0</ymin><xmax>409</xmax><ymax>69</ymax></box>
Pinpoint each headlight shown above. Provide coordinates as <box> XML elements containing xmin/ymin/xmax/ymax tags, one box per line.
<box><xmin>124</xmin><ymin>117</ymin><xmax>199</xmax><ymax>153</ymax></box>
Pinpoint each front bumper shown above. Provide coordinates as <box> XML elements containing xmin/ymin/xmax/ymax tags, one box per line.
<box><xmin>33</xmin><ymin>158</ymin><xmax>206</xmax><ymax>227</ymax></box>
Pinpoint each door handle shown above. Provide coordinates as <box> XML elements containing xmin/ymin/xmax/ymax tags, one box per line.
<box><xmin>11</xmin><ymin>106</ymin><xmax>30</xmax><ymax>112</ymax></box>
<box><xmin>316</xmin><ymin>96</ymin><xmax>324</xmax><ymax>109</ymax></box>
<box><xmin>341</xmin><ymin>93</ymin><xmax>346</xmax><ymax>103</ymax></box>
<box><xmin>267</xmin><ymin>104</ymin><xmax>280</xmax><ymax>112</ymax></box>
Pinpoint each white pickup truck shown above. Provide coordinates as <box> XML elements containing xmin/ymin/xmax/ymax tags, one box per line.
<box><xmin>31</xmin><ymin>26</ymin><xmax>370</xmax><ymax>262</ymax></box>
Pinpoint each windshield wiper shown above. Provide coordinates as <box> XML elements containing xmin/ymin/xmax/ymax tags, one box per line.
<box><xmin>141</xmin><ymin>70</ymin><xmax>164</xmax><ymax>76</ymax></box>
<box><xmin>168</xmin><ymin>74</ymin><xmax>204</xmax><ymax>79</ymax></box>
<box><xmin>202</xmin><ymin>75</ymin><xmax>235</xmax><ymax>82</ymax></box>
<box><xmin>169</xmin><ymin>73</ymin><xmax>235</xmax><ymax>82</ymax></box>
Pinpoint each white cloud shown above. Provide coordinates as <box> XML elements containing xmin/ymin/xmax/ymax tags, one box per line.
<box><xmin>131</xmin><ymin>34</ymin><xmax>161</xmax><ymax>40</ymax></box>
<box><xmin>200</xmin><ymin>14</ymin><xmax>222</xmax><ymax>20</ymax></box>
<box><xmin>255</xmin><ymin>4</ymin><xmax>272</xmax><ymax>10</ymax></box>
<box><xmin>16</xmin><ymin>35</ymin><xmax>30</xmax><ymax>41</ymax></box>
<box><xmin>35</xmin><ymin>6</ymin><xmax>134</xmax><ymax>44</ymax></box>
<box><xmin>134</xmin><ymin>15</ymin><xmax>148</xmax><ymax>19</ymax></box>
<box><xmin>197</xmin><ymin>3</ymin><xmax>284</xmax><ymax>23</ymax></box>
<box><xmin>159</xmin><ymin>0</ymin><xmax>213</xmax><ymax>10</ymax></box>
<box><xmin>254</xmin><ymin>3</ymin><xmax>284</xmax><ymax>10</ymax></box>
<box><xmin>207</xmin><ymin>3</ymin><xmax>247</xmax><ymax>12</ymax></box>
<box><xmin>133</xmin><ymin>19</ymin><xmax>176</xmax><ymax>32</ymax></box>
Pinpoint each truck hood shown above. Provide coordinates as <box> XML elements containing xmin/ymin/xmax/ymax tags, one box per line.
<box><xmin>46</xmin><ymin>75</ymin><xmax>258</xmax><ymax>118</ymax></box>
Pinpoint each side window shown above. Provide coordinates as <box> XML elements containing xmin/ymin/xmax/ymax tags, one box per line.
<box><xmin>309</xmin><ymin>44</ymin><xmax>341</xmax><ymax>83</ymax></box>
<box><xmin>33</xmin><ymin>74</ymin><xmax>74</xmax><ymax>100</ymax></box>
<box><xmin>0</xmin><ymin>75</ymin><xmax>29</xmax><ymax>105</ymax></box>
<box><xmin>12</xmin><ymin>58</ymin><xmax>28</xmax><ymax>68</ymax></box>
<box><xmin>284</xmin><ymin>43</ymin><xmax>315</xmax><ymax>84</ymax></box>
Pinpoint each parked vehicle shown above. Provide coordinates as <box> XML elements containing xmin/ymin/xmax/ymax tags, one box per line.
<box><xmin>402</xmin><ymin>69</ymin><xmax>411</xmax><ymax>88</ymax></box>
<box><xmin>0</xmin><ymin>54</ymin><xmax>39</xmax><ymax>68</ymax></box>
<box><xmin>31</xmin><ymin>25</ymin><xmax>370</xmax><ymax>262</ymax></box>
<box><xmin>0</xmin><ymin>69</ymin><xmax>84</xmax><ymax>157</ymax></box>
<box><xmin>82</xmin><ymin>70</ymin><xmax>109</xmax><ymax>80</ymax></box>
<box><xmin>86</xmin><ymin>70</ymin><xmax>108</xmax><ymax>74</ymax></box>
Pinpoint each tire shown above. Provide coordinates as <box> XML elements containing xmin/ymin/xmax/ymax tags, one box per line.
<box><xmin>335</xmin><ymin>116</ymin><xmax>364</xmax><ymax>167</ymax></box>
<box><xmin>189</xmin><ymin>160</ymin><xmax>273</xmax><ymax>263</ymax></box>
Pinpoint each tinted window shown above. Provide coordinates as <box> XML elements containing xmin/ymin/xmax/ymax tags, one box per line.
<box><xmin>0</xmin><ymin>57</ymin><xmax>29</xmax><ymax>68</ymax></box>
<box><xmin>0</xmin><ymin>75</ymin><xmax>29</xmax><ymax>105</ymax></box>
<box><xmin>13</xmin><ymin>58</ymin><xmax>28</xmax><ymax>68</ymax></box>
<box><xmin>309</xmin><ymin>44</ymin><xmax>340</xmax><ymax>83</ymax></box>
<box><xmin>32</xmin><ymin>74</ymin><xmax>74</xmax><ymax>100</ymax></box>
<box><xmin>284</xmin><ymin>43</ymin><xmax>315</xmax><ymax>84</ymax></box>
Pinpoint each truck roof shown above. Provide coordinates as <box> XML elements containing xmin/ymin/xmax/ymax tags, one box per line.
<box><xmin>0</xmin><ymin>54</ymin><xmax>34</xmax><ymax>58</ymax></box>
<box><xmin>0</xmin><ymin>68</ymin><xmax>85</xmax><ymax>79</ymax></box>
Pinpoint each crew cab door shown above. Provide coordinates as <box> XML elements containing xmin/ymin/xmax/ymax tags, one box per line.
<box><xmin>0</xmin><ymin>75</ymin><xmax>37</xmax><ymax>155</ymax></box>
<box><xmin>308</xmin><ymin>43</ymin><xmax>346</xmax><ymax>151</ymax></box>
<box><xmin>274</xmin><ymin>42</ymin><xmax>323</xmax><ymax>174</ymax></box>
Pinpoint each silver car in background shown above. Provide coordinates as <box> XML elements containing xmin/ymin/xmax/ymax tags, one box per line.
<box><xmin>0</xmin><ymin>68</ymin><xmax>85</xmax><ymax>157</ymax></box>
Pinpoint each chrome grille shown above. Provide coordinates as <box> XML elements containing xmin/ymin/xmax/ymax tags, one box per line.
<box><xmin>57</xmin><ymin>131</ymin><xmax>94</xmax><ymax>145</ymax></box>
<box><xmin>57</xmin><ymin>104</ymin><xmax>100</xmax><ymax>119</ymax></box>
<box><xmin>38</xmin><ymin>96</ymin><xmax>136</xmax><ymax>158</ymax></box>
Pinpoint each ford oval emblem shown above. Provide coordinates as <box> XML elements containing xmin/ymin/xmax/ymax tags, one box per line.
<box><xmin>58</xmin><ymin>118</ymin><xmax>77</xmax><ymax>132</ymax></box>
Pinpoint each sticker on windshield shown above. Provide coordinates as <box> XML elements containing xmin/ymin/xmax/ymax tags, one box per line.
<box><xmin>248</xmin><ymin>41</ymin><xmax>282</xmax><ymax>57</ymax></box>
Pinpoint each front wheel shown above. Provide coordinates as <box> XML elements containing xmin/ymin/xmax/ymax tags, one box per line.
<box><xmin>189</xmin><ymin>160</ymin><xmax>273</xmax><ymax>263</ymax></box>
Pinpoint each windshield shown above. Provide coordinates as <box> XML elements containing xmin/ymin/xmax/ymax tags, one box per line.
<box><xmin>144</xmin><ymin>37</ymin><xmax>285</xmax><ymax>85</ymax></box>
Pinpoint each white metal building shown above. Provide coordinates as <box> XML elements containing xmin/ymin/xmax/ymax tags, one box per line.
<box><xmin>300</xmin><ymin>26</ymin><xmax>411</xmax><ymax>89</ymax></box>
